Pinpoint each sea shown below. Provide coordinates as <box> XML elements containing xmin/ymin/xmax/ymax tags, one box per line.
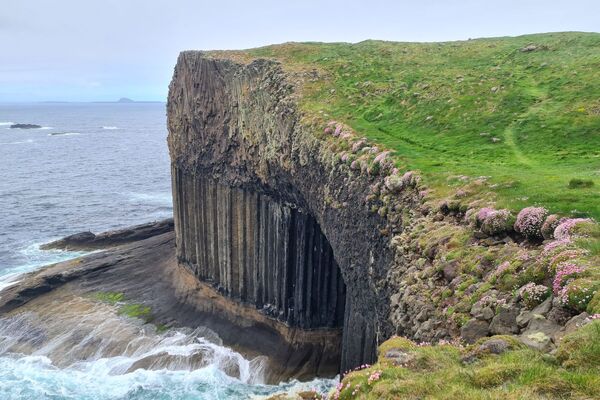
<box><xmin>0</xmin><ymin>103</ymin><xmax>334</xmax><ymax>399</ymax></box>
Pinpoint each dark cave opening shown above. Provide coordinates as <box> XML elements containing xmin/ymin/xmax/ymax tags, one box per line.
<box><xmin>173</xmin><ymin>172</ymin><xmax>347</xmax><ymax>373</ymax></box>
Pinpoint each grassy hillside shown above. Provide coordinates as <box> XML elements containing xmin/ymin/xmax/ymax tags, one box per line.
<box><xmin>233</xmin><ymin>32</ymin><xmax>600</xmax><ymax>219</ymax></box>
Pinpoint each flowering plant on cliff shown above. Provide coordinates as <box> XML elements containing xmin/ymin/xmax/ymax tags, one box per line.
<box><xmin>553</xmin><ymin>262</ymin><xmax>586</xmax><ymax>303</ymax></box>
<box><xmin>514</xmin><ymin>206</ymin><xmax>548</xmax><ymax>240</ymax></box>
<box><xmin>554</xmin><ymin>218</ymin><xmax>593</xmax><ymax>240</ymax></box>
<box><xmin>476</xmin><ymin>208</ymin><xmax>513</xmax><ymax>236</ymax></box>
<box><xmin>518</xmin><ymin>282</ymin><xmax>550</xmax><ymax>309</ymax></box>
<box><xmin>367</xmin><ymin>370</ymin><xmax>382</xmax><ymax>385</ymax></box>
<box><xmin>561</xmin><ymin>279</ymin><xmax>599</xmax><ymax>312</ymax></box>
<box><xmin>541</xmin><ymin>214</ymin><xmax>562</xmax><ymax>240</ymax></box>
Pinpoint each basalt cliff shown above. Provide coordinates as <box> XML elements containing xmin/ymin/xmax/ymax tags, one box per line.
<box><xmin>166</xmin><ymin>53</ymin><xmax>410</xmax><ymax>372</ymax></box>
<box><xmin>166</xmin><ymin>49</ymin><xmax>599</xmax><ymax>380</ymax></box>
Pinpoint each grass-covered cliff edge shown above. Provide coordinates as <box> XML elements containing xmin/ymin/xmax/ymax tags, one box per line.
<box><xmin>212</xmin><ymin>31</ymin><xmax>599</xmax><ymax>219</ymax></box>
<box><xmin>170</xmin><ymin>32</ymin><xmax>599</xmax><ymax>398</ymax></box>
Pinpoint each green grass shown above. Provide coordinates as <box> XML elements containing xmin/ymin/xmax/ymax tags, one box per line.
<box><xmin>333</xmin><ymin>322</ymin><xmax>600</xmax><ymax>399</ymax></box>
<box><xmin>224</xmin><ymin>32</ymin><xmax>600</xmax><ymax>219</ymax></box>
<box><xmin>92</xmin><ymin>291</ymin><xmax>124</xmax><ymax>305</ymax></box>
<box><xmin>91</xmin><ymin>291</ymin><xmax>156</xmax><ymax>324</ymax></box>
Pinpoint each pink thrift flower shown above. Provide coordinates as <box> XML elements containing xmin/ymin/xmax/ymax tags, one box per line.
<box><xmin>554</xmin><ymin>218</ymin><xmax>593</xmax><ymax>240</ymax></box>
<box><xmin>514</xmin><ymin>206</ymin><xmax>548</xmax><ymax>240</ymax></box>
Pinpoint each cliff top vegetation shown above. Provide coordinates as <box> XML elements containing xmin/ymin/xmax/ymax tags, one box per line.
<box><xmin>208</xmin><ymin>32</ymin><xmax>600</xmax><ymax>220</ymax></box>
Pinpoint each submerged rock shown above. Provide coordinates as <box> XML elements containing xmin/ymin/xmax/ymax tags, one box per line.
<box><xmin>10</xmin><ymin>123</ymin><xmax>42</xmax><ymax>129</ymax></box>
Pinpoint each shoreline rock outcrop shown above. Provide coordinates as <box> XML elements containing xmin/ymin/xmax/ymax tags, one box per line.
<box><xmin>0</xmin><ymin>222</ymin><xmax>340</xmax><ymax>383</ymax></box>
<box><xmin>40</xmin><ymin>219</ymin><xmax>174</xmax><ymax>251</ymax></box>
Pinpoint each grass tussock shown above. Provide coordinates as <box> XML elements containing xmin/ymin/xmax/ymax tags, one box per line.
<box><xmin>332</xmin><ymin>321</ymin><xmax>600</xmax><ymax>399</ymax></box>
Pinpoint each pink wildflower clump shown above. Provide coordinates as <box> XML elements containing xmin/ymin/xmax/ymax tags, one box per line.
<box><xmin>547</xmin><ymin>249</ymin><xmax>588</xmax><ymax>272</ymax></box>
<box><xmin>514</xmin><ymin>206</ymin><xmax>548</xmax><ymax>240</ymax></box>
<box><xmin>373</xmin><ymin>151</ymin><xmax>391</xmax><ymax>164</ymax></box>
<box><xmin>542</xmin><ymin>238</ymin><xmax>572</xmax><ymax>255</ymax></box>
<box><xmin>553</xmin><ymin>262</ymin><xmax>586</xmax><ymax>304</ymax></box>
<box><xmin>339</xmin><ymin>131</ymin><xmax>353</xmax><ymax>140</ymax></box>
<box><xmin>541</xmin><ymin>214</ymin><xmax>562</xmax><ymax>240</ymax></box>
<box><xmin>333</xmin><ymin>124</ymin><xmax>343</xmax><ymax>137</ymax></box>
<box><xmin>478</xmin><ymin>208</ymin><xmax>513</xmax><ymax>236</ymax></box>
<box><xmin>554</xmin><ymin>218</ymin><xmax>593</xmax><ymax>240</ymax></box>
<box><xmin>518</xmin><ymin>282</ymin><xmax>550</xmax><ymax>309</ymax></box>
<box><xmin>340</xmin><ymin>152</ymin><xmax>350</xmax><ymax>162</ymax></box>
<box><xmin>476</xmin><ymin>207</ymin><xmax>495</xmax><ymax>223</ymax></box>
<box><xmin>367</xmin><ymin>370</ymin><xmax>382</xmax><ymax>385</ymax></box>
<box><xmin>586</xmin><ymin>314</ymin><xmax>600</xmax><ymax>322</ymax></box>
<box><xmin>401</xmin><ymin>171</ymin><xmax>419</xmax><ymax>187</ymax></box>
<box><xmin>351</xmin><ymin>139</ymin><xmax>367</xmax><ymax>153</ymax></box>
<box><xmin>323</xmin><ymin>127</ymin><xmax>333</xmax><ymax>135</ymax></box>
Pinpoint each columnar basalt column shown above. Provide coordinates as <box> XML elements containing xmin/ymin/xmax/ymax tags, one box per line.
<box><xmin>173</xmin><ymin>175</ymin><xmax>346</xmax><ymax>329</ymax></box>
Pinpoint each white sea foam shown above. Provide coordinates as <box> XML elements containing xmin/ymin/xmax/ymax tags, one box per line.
<box><xmin>0</xmin><ymin>121</ymin><xmax>14</xmax><ymax>126</ymax></box>
<box><xmin>102</xmin><ymin>126</ymin><xmax>119</xmax><ymax>130</ymax></box>
<box><xmin>39</xmin><ymin>126</ymin><xmax>54</xmax><ymax>130</ymax></box>
<box><xmin>0</xmin><ymin>273</ymin><xmax>20</xmax><ymax>292</ymax></box>
<box><xmin>126</xmin><ymin>192</ymin><xmax>173</xmax><ymax>206</ymax></box>
<box><xmin>0</xmin><ymin>313</ymin><xmax>337</xmax><ymax>399</ymax></box>
<box><xmin>0</xmin><ymin>139</ymin><xmax>34</xmax><ymax>146</ymax></box>
<box><xmin>0</xmin><ymin>242</ymin><xmax>87</xmax><ymax>285</ymax></box>
<box><xmin>48</xmin><ymin>132</ymin><xmax>81</xmax><ymax>136</ymax></box>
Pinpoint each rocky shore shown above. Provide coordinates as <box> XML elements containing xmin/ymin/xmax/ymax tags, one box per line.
<box><xmin>0</xmin><ymin>220</ymin><xmax>340</xmax><ymax>383</ymax></box>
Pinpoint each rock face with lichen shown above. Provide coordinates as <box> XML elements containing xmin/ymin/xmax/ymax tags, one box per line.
<box><xmin>167</xmin><ymin>51</ymin><xmax>598</xmax><ymax>374</ymax></box>
<box><xmin>167</xmin><ymin>52</ymin><xmax>422</xmax><ymax>372</ymax></box>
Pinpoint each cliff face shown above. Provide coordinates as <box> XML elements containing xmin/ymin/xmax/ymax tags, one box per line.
<box><xmin>167</xmin><ymin>53</ymin><xmax>423</xmax><ymax>371</ymax></box>
<box><xmin>171</xmin><ymin>174</ymin><xmax>346</xmax><ymax>329</ymax></box>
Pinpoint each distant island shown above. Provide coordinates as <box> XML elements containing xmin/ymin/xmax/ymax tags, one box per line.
<box><xmin>95</xmin><ymin>98</ymin><xmax>163</xmax><ymax>104</ymax></box>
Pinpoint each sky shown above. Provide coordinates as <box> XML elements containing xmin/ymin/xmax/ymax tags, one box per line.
<box><xmin>0</xmin><ymin>0</ymin><xmax>598</xmax><ymax>102</ymax></box>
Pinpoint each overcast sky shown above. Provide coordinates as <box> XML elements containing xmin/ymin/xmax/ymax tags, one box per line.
<box><xmin>1</xmin><ymin>0</ymin><xmax>598</xmax><ymax>102</ymax></box>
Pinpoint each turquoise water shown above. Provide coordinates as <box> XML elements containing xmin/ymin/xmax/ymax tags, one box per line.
<box><xmin>0</xmin><ymin>103</ymin><xmax>336</xmax><ymax>399</ymax></box>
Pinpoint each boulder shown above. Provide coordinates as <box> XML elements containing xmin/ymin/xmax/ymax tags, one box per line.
<box><xmin>470</xmin><ymin>302</ymin><xmax>494</xmax><ymax>321</ymax></box>
<box><xmin>460</xmin><ymin>319</ymin><xmax>490</xmax><ymax>344</ymax></box>
<box><xmin>519</xmin><ymin>315</ymin><xmax>561</xmax><ymax>353</ymax></box>
<box><xmin>384</xmin><ymin>349</ymin><xmax>416</xmax><ymax>366</ymax></box>
<box><xmin>516</xmin><ymin>297</ymin><xmax>553</xmax><ymax>328</ymax></box>
<box><xmin>520</xmin><ymin>331</ymin><xmax>554</xmax><ymax>352</ymax></box>
<box><xmin>442</xmin><ymin>262</ymin><xmax>458</xmax><ymax>282</ymax></box>
<box><xmin>547</xmin><ymin>300</ymin><xmax>573</xmax><ymax>325</ymax></box>
<box><xmin>526</xmin><ymin>315</ymin><xmax>561</xmax><ymax>337</ymax></box>
<box><xmin>489</xmin><ymin>308</ymin><xmax>519</xmax><ymax>335</ymax></box>
<box><xmin>478</xmin><ymin>338</ymin><xmax>510</xmax><ymax>354</ymax></box>
<box><xmin>553</xmin><ymin>312</ymin><xmax>589</xmax><ymax>343</ymax></box>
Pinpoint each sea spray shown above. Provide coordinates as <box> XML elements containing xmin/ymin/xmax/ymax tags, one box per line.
<box><xmin>0</xmin><ymin>309</ymin><xmax>336</xmax><ymax>399</ymax></box>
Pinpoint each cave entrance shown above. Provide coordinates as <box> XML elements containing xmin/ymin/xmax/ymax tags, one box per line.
<box><xmin>173</xmin><ymin>174</ymin><xmax>347</xmax><ymax>376</ymax></box>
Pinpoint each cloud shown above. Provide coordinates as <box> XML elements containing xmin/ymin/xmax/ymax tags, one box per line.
<box><xmin>0</xmin><ymin>0</ymin><xmax>598</xmax><ymax>101</ymax></box>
